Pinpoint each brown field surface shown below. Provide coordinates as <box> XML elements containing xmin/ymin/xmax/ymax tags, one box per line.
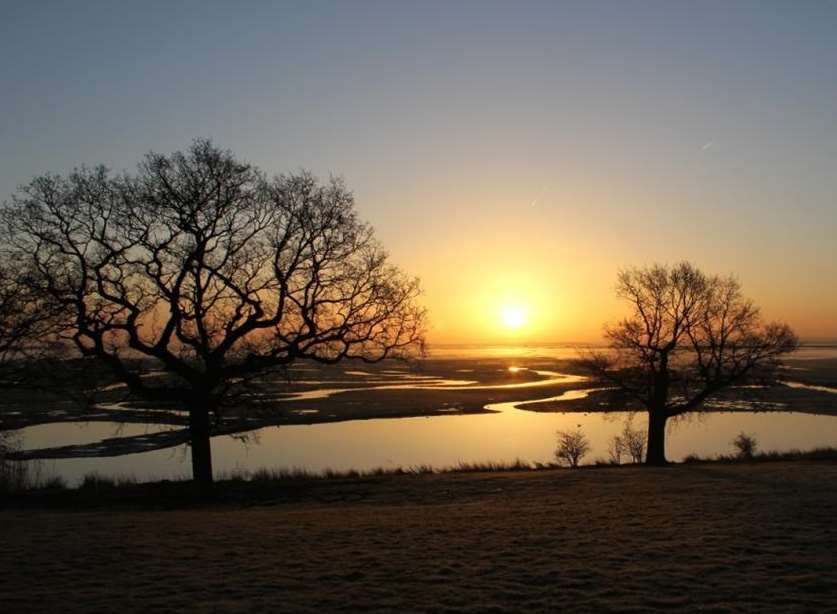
<box><xmin>2</xmin><ymin>461</ymin><xmax>837</xmax><ymax>612</ymax></box>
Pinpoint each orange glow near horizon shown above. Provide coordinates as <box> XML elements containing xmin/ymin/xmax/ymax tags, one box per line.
<box><xmin>384</xmin><ymin>197</ymin><xmax>837</xmax><ymax>345</ymax></box>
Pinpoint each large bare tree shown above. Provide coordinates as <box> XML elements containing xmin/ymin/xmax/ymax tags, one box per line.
<box><xmin>585</xmin><ymin>262</ymin><xmax>797</xmax><ymax>465</ymax></box>
<box><xmin>2</xmin><ymin>140</ymin><xmax>425</xmax><ymax>484</ymax></box>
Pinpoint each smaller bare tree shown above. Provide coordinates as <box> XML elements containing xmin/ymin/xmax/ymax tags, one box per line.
<box><xmin>583</xmin><ymin>262</ymin><xmax>797</xmax><ymax>465</ymax></box>
<box><xmin>555</xmin><ymin>428</ymin><xmax>591</xmax><ymax>468</ymax></box>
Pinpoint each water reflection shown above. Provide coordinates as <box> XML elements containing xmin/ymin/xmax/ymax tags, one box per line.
<box><xmin>16</xmin><ymin>422</ymin><xmax>177</xmax><ymax>449</ymax></box>
<box><xmin>23</xmin><ymin>408</ymin><xmax>837</xmax><ymax>486</ymax></box>
<box><xmin>781</xmin><ymin>381</ymin><xmax>837</xmax><ymax>394</ymax></box>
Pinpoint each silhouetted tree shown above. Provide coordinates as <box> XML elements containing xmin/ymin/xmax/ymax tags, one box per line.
<box><xmin>620</xmin><ymin>418</ymin><xmax>646</xmax><ymax>464</ymax></box>
<box><xmin>555</xmin><ymin>428</ymin><xmax>590</xmax><ymax>468</ymax></box>
<box><xmin>607</xmin><ymin>418</ymin><xmax>646</xmax><ymax>465</ymax></box>
<box><xmin>0</xmin><ymin>258</ymin><xmax>62</xmax><ymax>385</ymax></box>
<box><xmin>2</xmin><ymin>139</ymin><xmax>425</xmax><ymax>484</ymax></box>
<box><xmin>584</xmin><ymin>262</ymin><xmax>797</xmax><ymax>465</ymax></box>
<box><xmin>732</xmin><ymin>432</ymin><xmax>758</xmax><ymax>460</ymax></box>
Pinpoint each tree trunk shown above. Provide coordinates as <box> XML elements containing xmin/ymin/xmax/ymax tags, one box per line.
<box><xmin>645</xmin><ymin>409</ymin><xmax>669</xmax><ymax>465</ymax></box>
<box><xmin>188</xmin><ymin>406</ymin><xmax>214</xmax><ymax>485</ymax></box>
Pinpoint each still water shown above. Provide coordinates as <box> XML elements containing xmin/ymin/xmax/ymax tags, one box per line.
<box><xmin>12</xmin><ymin>344</ymin><xmax>837</xmax><ymax>484</ymax></box>
<box><xmin>19</xmin><ymin>397</ymin><xmax>837</xmax><ymax>486</ymax></box>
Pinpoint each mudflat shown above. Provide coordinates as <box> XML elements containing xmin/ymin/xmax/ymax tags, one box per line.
<box><xmin>6</xmin><ymin>356</ymin><xmax>837</xmax><ymax>461</ymax></box>
<box><xmin>2</xmin><ymin>461</ymin><xmax>836</xmax><ymax>612</ymax></box>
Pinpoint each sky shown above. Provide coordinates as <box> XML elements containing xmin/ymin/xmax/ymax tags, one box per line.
<box><xmin>1</xmin><ymin>1</ymin><xmax>836</xmax><ymax>344</ymax></box>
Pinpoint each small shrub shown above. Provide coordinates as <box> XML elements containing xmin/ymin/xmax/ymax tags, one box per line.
<box><xmin>454</xmin><ymin>459</ymin><xmax>531</xmax><ymax>473</ymax></box>
<box><xmin>606</xmin><ymin>419</ymin><xmax>646</xmax><ymax>465</ymax></box>
<box><xmin>608</xmin><ymin>435</ymin><xmax>624</xmax><ymax>465</ymax></box>
<box><xmin>533</xmin><ymin>461</ymin><xmax>557</xmax><ymax>470</ymax></box>
<box><xmin>733</xmin><ymin>432</ymin><xmax>758</xmax><ymax>460</ymax></box>
<box><xmin>555</xmin><ymin>428</ymin><xmax>591</xmax><ymax>468</ymax></box>
<box><xmin>0</xmin><ymin>433</ymin><xmax>32</xmax><ymax>494</ymax></box>
<box><xmin>408</xmin><ymin>464</ymin><xmax>435</xmax><ymax>474</ymax></box>
<box><xmin>621</xmin><ymin>419</ymin><xmax>646</xmax><ymax>463</ymax></box>
<box><xmin>249</xmin><ymin>468</ymin><xmax>273</xmax><ymax>482</ymax></box>
<box><xmin>40</xmin><ymin>476</ymin><xmax>67</xmax><ymax>490</ymax></box>
<box><xmin>80</xmin><ymin>473</ymin><xmax>116</xmax><ymax>490</ymax></box>
<box><xmin>0</xmin><ymin>460</ymin><xmax>30</xmax><ymax>494</ymax></box>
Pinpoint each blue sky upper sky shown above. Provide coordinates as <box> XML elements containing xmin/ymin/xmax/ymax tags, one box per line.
<box><xmin>1</xmin><ymin>1</ymin><xmax>835</xmax><ymax>342</ymax></box>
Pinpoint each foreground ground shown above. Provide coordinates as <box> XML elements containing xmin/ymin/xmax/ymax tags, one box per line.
<box><xmin>2</xmin><ymin>462</ymin><xmax>837</xmax><ymax>612</ymax></box>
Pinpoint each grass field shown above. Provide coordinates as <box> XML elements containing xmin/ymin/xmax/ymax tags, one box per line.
<box><xmin>2</xmin><ymin>461</ymin><xmax>836</xmax><ymax>612</ymax></box>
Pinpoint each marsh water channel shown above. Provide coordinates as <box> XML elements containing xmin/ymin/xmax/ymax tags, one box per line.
<box><xmin>8</xmin><ymin>346</ymin><xmax>837</xmax><ymax>485</ymax></box>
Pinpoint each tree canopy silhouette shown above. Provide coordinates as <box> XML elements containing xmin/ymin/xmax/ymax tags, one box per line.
<box><xmin>2</xmin><ymin>139</ymin><xmax>426</xmax><ymax>483</ymax></box>
<box><xmin>584</xmin><ymin>262</ymin><xmax>797</xmax><ymax>465</ymax></box>
<box><xmin>0</xmin><ymin>262</ymin><xmax>52</xmax><ymax>373</ymax></box>
<box><xmin>0</xmin><ymin>259</ymin><xmax>61</xmax><ymax>382</ymax></box>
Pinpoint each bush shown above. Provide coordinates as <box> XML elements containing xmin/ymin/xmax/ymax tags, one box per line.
<box><xmin>41</xmin><ymin>476</ymin><xmax>67</xmax><ymax>490</ymax></box>
<box><xmin>1</xmin><ymin>464</ymin><xmax>66</xmax><ymax>494</ymax></box>
<box><xmin>555</xmin><ymin>428</ymin><xmax>591</xmax><ymax>468</ymax></box>
<box><xmin>733</xmin><ymin>432</ymin><xmax>758</xmax><ymax>460</ymax></box>
<box><xmin>79</xmin><ymin>473</ymin><xmax>117</xmax><ymax>491</ymax></box>
<box><xmin>607</xmin><ymin>435</ymin><xmax>624</xmax><ymax>465</ymax></box>
<box><xmin>607</xmin><ymin>418</ymin><xmax>646</xmax><ymax>465</ymax></box>
<box><xmin>621</xmin><ymin>419</ymin><xmax>646</xmax><ymax>463</ymax></box>
<box><xmin>608</xmin><ymin>418</ymin><xmax>645</xmax><ymax>465</ymax></box>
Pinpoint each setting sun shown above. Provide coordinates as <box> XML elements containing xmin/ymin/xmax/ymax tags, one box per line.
<box><xmin>500</xmin><ymin>305</ymin><xmax>527</xmax><ymax>330</ymax></box>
